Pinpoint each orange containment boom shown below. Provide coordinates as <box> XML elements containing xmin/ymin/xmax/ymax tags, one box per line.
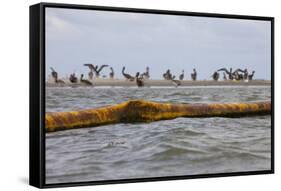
<box><xmin>45</xmin><ymin>100</ymin><xmax>271</xmax><ymax>132</ymax></box>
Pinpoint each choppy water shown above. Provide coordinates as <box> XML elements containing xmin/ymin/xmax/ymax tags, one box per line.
<box><xmin>46</xmin><ymin>86</ymin><xmax>271</xmax><ymax>184</ymax></box>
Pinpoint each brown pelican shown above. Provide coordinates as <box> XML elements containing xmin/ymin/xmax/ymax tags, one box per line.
<box><xmin>191</xmin><ymin>68</ymin><xmax>197</xmax><ymax>81</ymax></box>
<box><xmin>50</xmin><ymin>67</ymin><xmax>64</xmax><ymax>84</ymax></box>
<box><xmin>83</xmin><ymin>63</ymin><xmax>95</xmax><ymax>80</ymax></box>
<box><xmin>217</xmin><ymin>68</ymin><xmax>233</xmax><ymax>80</ymax></box>
<box><xmin>248</xmin><ymin>71</ymin><xmax>255</xmax><ymax>80</ymax></box>
<box><xmin>171</xmin><ymin>78</ymin><xmax>181</xmax><ymax>87</ymax></box>
<box><xmin>50</xmin><ymin>67</ymin><xmax>58</xmax><ymax>80</ymax></box>
<box><xmin>93</xmin><ymin>65</ymin><xmax>109</xmax><ymax>78</ymax></box>
<box><xmin>109</xmin><ymin>67</ymin><xmax>114</xmax><ymax>79</ymax></box>
<box><xmin>179</xmin><ymin>70</ymin><xmax>184</xmax><ymax>80</ymax></box>
<box><xmin>141</xmin><ymin>67</ymin><xmax>150</xmax><ymax>79</ymax></box>
<box><xmin>212</xmin><ymin>71</ymin><xmax>220</xmax><ymax>81</ymax></box>
<box><xmin>56</xmin><ymin>79</ymin><xmax>65</xmax><ymax>84</ymax></box>
<box><xmin>163</xmin><ymin>69</ymin><xmax>172</xmax><ymax>80</ymax></box>
<box><xmin>234</xmin><ymin>68</ymin><xmax>249</xmax><ymax>80</ymax></box>
<box><xmin>135</xmin><ymin>72</ymin><xmax>144</xmax><ymax>87</ymax></box>
<box><xmin>80</xmin><ymin>74</ymin><xmax>93</xmax><ymax>86</ymax></box>
<box><xmin>122</xmin><ymin>67</ymin><xmax>135</xmax><ymax>81</ymax></box>
<box><xmin>69</xmin><ymin>73</ymin><xmax>78</xmax><ymax>83</ymax></box>
<box><xmin>232</xmin><ymin>70</ymin><xmax>242</xmax><ymax>80</ymax></box>
<box><xmin>244</xmin><ymin>69</ymin><xmax>249</xmax><ymax>80</ymax></box>
<box><xmin>233</xmin><ymin>68</ymin><xmax>248</xmax><ymax>80</ymax></box>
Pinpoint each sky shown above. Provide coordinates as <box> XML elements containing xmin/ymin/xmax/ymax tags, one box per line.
<box><xmin>46</xmin><ymin>7</ymin><xmax>271</xmax><ymax>80</ymax></box>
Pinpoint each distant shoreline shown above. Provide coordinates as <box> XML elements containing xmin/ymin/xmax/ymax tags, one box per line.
<box><xmin>46</xmin><ymin>79</ymin><xmax>271</xmax><ymax>87</ymax></box>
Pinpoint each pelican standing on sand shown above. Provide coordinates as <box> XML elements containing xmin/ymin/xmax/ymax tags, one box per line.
<box><xmin>233</xmin><ymin>68</ymin><xmax>247</xmax><ymax>81</ymax></box>
<box><xmin>248</xmin><ymin>71</ymin><xmax>255</xmax><ymax>80</ymax></box>
<box><xmin>109</xmin><ymin>67</ymin><xmax>114</xmax><ymax>79</ymax></box>
<box><xmin>233</xmin><ymin>69</ymin><xmax>242</xmax><ymax>81</ymax></box>
<box><xmin>50</xmin><ymin>67</ymin><xmax>65</xmax><ymax>84</ymax></box>
<box><xmin>179</xmin><ymin>70</ymin><xmax>184</xmax><ymax>80</ymax></box>
<box><xmin>50</xmin><ymin>67</ymin><xmax>58</xmax><ymax>80</ymax></box>
<box><xmin>83</xmin><ymin>64</ymin><xmax>95</xmax><ymax>80</ymax></box>
<box><xmin>163</xmin><ymin>69</ymin><xmax>172</xmax><ymax>80</ymax></box>
<box><xmin>69</xmin><ymin>73</ymin><xmax>78</xmax><ymax>83</ymax></box>
<box><xmin>236</xmin><ymin>68</ymin><xmax>249</xmax><ymax>80</ymax></box>
<box><xmin>122</xmin><ymin>67</ymin><xmax>135</xmax><ymax>81</ymax></box>
<box><xmin>212</xmin><ymin>71</ymin><xmax>220</xmax><ymax>81</ymax></box>
<box><xmin>141</xmin><ymin>67</ymin><xmax>150</xmax><ymax>79</ymax></box>
<box><xmin>80</xmin><ymin>74</ymin><xmax>93</xmax><ymax>86</ymax></box>
<box><xmin>243</xmin><ymin>69</ymin><xmax>249</xmax><ymax>80</ymax></box>
<box><xmin>191</xmin><ymin>68</ymin><xmax>197</xmax><ymax>81</ymax></box>
<box><xmin>135</xmin><ymin>72</ymin><xmax>144</xmax><ymax>87</ymax></box>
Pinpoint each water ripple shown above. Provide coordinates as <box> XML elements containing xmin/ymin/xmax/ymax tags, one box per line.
<box><xmin>46</xmin><ymin>86</ymin><xmax>271</xmax><ymax>184</ymax></box>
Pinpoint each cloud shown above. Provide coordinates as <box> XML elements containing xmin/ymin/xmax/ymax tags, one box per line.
<box><xmin>46</xmin><ymin>9</ymin><xmax>82</xmax><ymax>40</ymax></box>
<box><xmin>46</xmin><ymin>7</ymin><xmax>271</xmax><ymax>80</ymax></box>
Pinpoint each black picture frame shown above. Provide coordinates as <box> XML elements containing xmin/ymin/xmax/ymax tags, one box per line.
<box><xmin>30</xmin><ymin>2</ymin><xmax>274</xmax><ymax>188</ymax></box>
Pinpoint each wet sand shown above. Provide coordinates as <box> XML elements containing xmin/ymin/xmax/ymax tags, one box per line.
<box><xmin>46</xmin><ymin>78</ymin><xmax>271</xmax><ymax>87</ymax></box>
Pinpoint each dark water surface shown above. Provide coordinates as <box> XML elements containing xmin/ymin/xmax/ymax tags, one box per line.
<box><xmin>46</xmin><ymin>86</ymin><xmax>271</xmax><ymax>184</ymax></box>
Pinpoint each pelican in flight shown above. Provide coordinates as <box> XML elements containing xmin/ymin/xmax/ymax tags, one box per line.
<box><xmin>93</xmin><ymin>65</ymin><xmax>109</xmax><ymax>78</ymax></box>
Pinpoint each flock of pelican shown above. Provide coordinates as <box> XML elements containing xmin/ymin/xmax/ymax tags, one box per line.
<box><xmin>49</xmin><ymin>64</ymin><xmax>255</xmax><ymax>87</ymax></box>
<box><xmin>211</xmin><ymin>68</ymin><xmax>255</xmax><ymax>81</ymax></box>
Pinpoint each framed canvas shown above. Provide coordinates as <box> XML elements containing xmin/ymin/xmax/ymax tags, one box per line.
<box><xmin>29</xmin><ymin>2</ymin><xmax>274</xmax><ymax>188</ymax></box>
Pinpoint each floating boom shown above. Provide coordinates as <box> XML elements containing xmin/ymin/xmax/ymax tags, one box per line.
<box><xmin>45</xmin><ymin>100</ymin><xmax>271</xmax><ymax>132</ymax></box>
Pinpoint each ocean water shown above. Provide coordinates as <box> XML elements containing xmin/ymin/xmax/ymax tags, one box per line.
<box><xmin>45</xmin><ymin>86</ymin><xmax>271</xmax><ymax>184</ymax></box>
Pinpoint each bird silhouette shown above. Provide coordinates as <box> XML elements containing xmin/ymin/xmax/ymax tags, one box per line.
<box><xmin>217</xmin><ymin>68</ymin><xmax>233</xmax><ymax>80</ymax></box>
<box><xmin>135</xmin><ymin>72</ymin><xmax>144</xmax><ymax>87</ymax></box>
<box><xmin>80</xmin><ymin>74</ymin><xmax>93</xmax><ymax>85</ymax></box>
<box><xmin>191</xmin><ymin>69</ymin><xmax>197</xmax><ymax>81</ymax></box>
<box><xmin>109</xmin><ymin>67</ymin><xmax>114</xmax><ymax>79</ymax></box>
<box><xmin>50</xmin><ymin>67</ymin><xmax>64</xmax><ymax>84</ymax></box>
<box><xmin>212</xmin><ymin>71</ymin><xmax>220</xmax><ymax>81</ymax></box>
<box><xmin>69</xmin><ymin>73</ymin><xmax>78</xmax><ymax>83</ymax></box>
<box><xmin>94</xmin><ymin>65</ymin><xmax>109</xmax><ymax>78</ymax></box>
<box><xmin>83</xmin><ymin>63</ymin><xmax>95</xmax><ymax>80</ymax></box>
<box><xmin>122</xmin><ymin>67</ymin><xmax>135</xmax><ymax>81</ymax></box>
<box><xmin>248</xmin><ymin>71</ymin><xmax>255</xmax><ymax>80</ymax></box>
<box><xmin>179</xmin><ymin>70</ymin><xmax>184</xmax><ymax>80</ymax></box>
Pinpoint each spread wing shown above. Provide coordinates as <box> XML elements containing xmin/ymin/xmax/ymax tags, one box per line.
<box><xmin>50</xmin><ymin>67</ymin><xmax>56</xmax><ymax>72</ymax></box>
<box><xmin>234</xmin><ymin>68</ymin><xmax>245</xmax><ymax>73</ymax></box>
<box><xmin>217</xmin><ymin>68</ymin><xmax>230</xmax><ymax>74</ymax></box>
<box><xmin>97</xmin><ymin>65</ymin><xmax>109</xmax><ymax>73</ymax></box>
<box><xmin>84</xmin><ymin>63</ymin><xmax>95</xmax><ymax>70</ymax></box>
